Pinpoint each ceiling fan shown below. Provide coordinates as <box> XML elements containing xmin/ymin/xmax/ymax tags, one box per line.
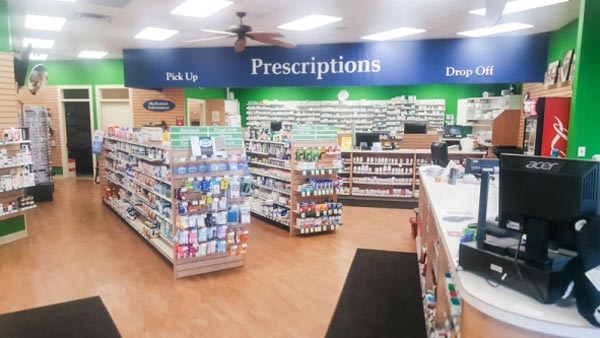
<box><xmin>184</xmin><ymin>11</ymin><xmax>296</xmax><ymax>53</ymax></box>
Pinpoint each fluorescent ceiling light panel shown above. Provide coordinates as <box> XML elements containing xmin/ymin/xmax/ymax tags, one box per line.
<box><xmin>361</xmin><ymin>27</ymin><xmax>426</xmax><ymax>41</ymax></box>
<box><xmin>25</xmin><ymin>15</ymin><xmax>66</xmax><ymax>31</ymax></box>
<box><xmin>29</xmin><ymin>53</ymin><xmax>48</xmax><ymax>61</ymax></box>
<box><xmin>170</xmin><ymin>0</ymin><xmax>233</xmax><ymax>18</ymax></box>
<box><xmin>278</xmin><ymin>14</ymin><xmax>342</xmax><ymax>32</ymax></box>
<box><xmin>58</xmin><ymin>0</ymin><xmax>76</xmax><ymax>2</ymax></box>
<box><xmin>457</xmin><ymin>22</ymin><xmax>534</xmax><ymax>37</ymax></box>
<box><xmin>135</xmin><ymin>27</ymin><xmax>179</xmax><ymax>41</ymax></box>
<box><xmin>78</xmin><ymin>50</ymin><xmax>108</xmax><ymax>59</ymax></box>
<box><xmin>22</xmin><ymin>38</ymin><xmax>55</xmax><ymax>49</ymax></box>
<box><xmin>470</xmin><ymin>0</ymin><xmax>569</xmax><ymax>15</ymax></box>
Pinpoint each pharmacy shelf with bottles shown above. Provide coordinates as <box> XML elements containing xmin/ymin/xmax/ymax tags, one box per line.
<box><xmin>339</xmin><ymin>149</ymin><xmax>486</xmax><ymax>204</ymax></box>
<box><xmin>101</xmin><ymin>126</ymin><xmax>252</xmax><ymax>277</ymax></box>
<box><xmin>245</xmin><ymin>126</ymin><xmax>343</xmax><ymax>235</ymax></box>
<box><xmin>246</xmin><ymin>96</ymin><xmax>446</xmax><ymax>134</ymax></box>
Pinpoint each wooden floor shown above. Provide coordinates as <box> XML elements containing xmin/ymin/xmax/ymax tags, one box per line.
<box><xmin>0</xmin><ymin>179</ymin><xmax>415</xmax><ymax>338</ymax></box>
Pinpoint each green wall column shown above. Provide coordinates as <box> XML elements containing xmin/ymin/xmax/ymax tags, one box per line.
<box><xmin>0</xmin><ymin>0</ymin><xmax>10</xmax><ymax>52</ymax></box>
<box><xmin>567</xmin><ymin>0</ymin><xmax>600</xmax><ymax>158</ymax></box>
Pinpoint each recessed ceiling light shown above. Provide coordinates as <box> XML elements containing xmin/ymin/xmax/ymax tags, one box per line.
<box><xmin>361</xmin><ymin>27</ymin><xmax>426</xmax><ymax>41</ymax></box>
<box><xmin>457</xmin><ymin>22</ymin><xmax>534</xmax><ymax>37</ymax></box>
<box><xmin>29</xmin><ymin>53</ymin><xmax>48</xmax><ymax>61</ymax></box>
<box><xmin>25</xmin><ymin>15</ymin><xmax>66</xmax><ymax>31</ymax></box>
<box><xmin>22</xmin><ymin>38</ymin><xmax>55</xmax><ymax>49</ymax></box>
<box><xmin>470</xmin><ymin>0</ymin><xmax>569</xmax><ymax>15</ymax></box>
<box><xmin>78</xmin><ymin>50</ymin><xmax>108</xmax><ymax>59</ymax></box>
<box><xmin>170</xmin><ymin>0</ymin><xmax>233</xmax><ymax>18</ymax></box>
<box><xmin>278</xmin><ymin>14</ymin><xmax>342</xmax><ymax>32</ymax></box>
<box><xmin>135</xmin><ymin>27</ymin><xmax>179</xmax><ymax>41</ymax></box>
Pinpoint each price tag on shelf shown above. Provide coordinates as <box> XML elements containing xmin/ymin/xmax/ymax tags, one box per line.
<box><xmin>302</xmin><ymin>170</ymin><xmax>307</xmax><ymax>176</ymax></box>
<box><xmin>301</xmin><ymin>212</ymin><xmax>306</xmax><ymax>218</ymax></box>
<box><xmin>316</xmin><ymin>211</ymin><xmax>321</xmax><ymax>217</ymax></box>
<box><xmin>316</xmin><ymin>226</ymin><xmax>322</xmax><ymax>232</ymax></box>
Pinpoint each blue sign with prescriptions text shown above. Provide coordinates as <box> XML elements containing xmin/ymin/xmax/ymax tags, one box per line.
<box><xmin>123</xmin><ymin>34</ymin><xmax>549</xmax><ymax>88</ymax></box>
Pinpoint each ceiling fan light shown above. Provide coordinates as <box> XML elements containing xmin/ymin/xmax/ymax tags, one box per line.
<box><xmin>170</xmin><ymin>0</ymin><xmax>234</xmax><ymax>19</ymax></box>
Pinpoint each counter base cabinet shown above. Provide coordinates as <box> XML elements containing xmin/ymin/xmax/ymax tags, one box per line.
<box><xmin>417</xmin><ymin>179</ymin><xmax>562</xmax><ymax>338</ymax></box>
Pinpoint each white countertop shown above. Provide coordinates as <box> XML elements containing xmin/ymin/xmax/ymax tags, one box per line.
<box><xmin>420</xmin><ymin>167</ymin><xmax>600</xmax><ymax>337</ymax></box>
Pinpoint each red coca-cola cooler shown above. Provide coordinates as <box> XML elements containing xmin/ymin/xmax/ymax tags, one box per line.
<box><xmin>523</xmin><ymin>97</ymin><xmax>571</xmax><ymax>157</ymax></box>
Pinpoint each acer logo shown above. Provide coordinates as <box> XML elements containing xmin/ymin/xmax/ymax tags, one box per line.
<box><xmin>525</xmin><ymin>161</ymin><xmax>559</xmax><ymax>171</ymax></box>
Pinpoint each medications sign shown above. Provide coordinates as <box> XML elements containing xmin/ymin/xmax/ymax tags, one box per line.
<box><xmin>143</xmin><ymin>99</ymin><xmax>176</xmax><ymax>112</ymax></box>
<box><xmin>292</xmin><ymin>125</ymin><xmax>337</xmax><ymax>141</ymax></box>
<box><xmin>124</xmin><ymin>35</ymin><xmax>548</xmax><ymax>88</ymax></box>
<box><xmin>169</xmin><ymin>126</ymin><xmax>243</xmax><ymax>149</ymax></box>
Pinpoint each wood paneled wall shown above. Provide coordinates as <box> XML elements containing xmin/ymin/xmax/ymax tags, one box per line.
<box><xmin>17</xmin><ymin>86</ymin><xmax>62</xmax><ymax>169</ymax></box>
<box><xmin>131</xmin><ymin>88</ymin><xmax>184</xmax><ymax>128</ymax></box>
<box><xmin>0</xmin><ymin>53</ymin><xmax>17</xmax><ymax>129</ymax></box>
<box><xmin>523</xmin><ymin>82</ymin><xmax>572</xmax><ymax>98</ymax></box>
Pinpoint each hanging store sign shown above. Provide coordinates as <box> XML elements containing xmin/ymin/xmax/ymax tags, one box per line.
<box><xmin>124</xmin><ymin>34</ymin><xmax>549</xmax><ymax>88</ymax></box>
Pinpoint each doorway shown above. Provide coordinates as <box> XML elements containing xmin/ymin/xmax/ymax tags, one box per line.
<box><xmin>96</xmin><ymin>86</ymin><xmax>133</xmax><ymax>129</ymax></box>
<box><xmin>60</xmin><ymin>87</ymin><xmax>94</xmax><ymax>177</ymax></box>
<box><xmin>186</xmin><ymin>99</ymin><xmax>206</xmax><ymax>126</ymax></box>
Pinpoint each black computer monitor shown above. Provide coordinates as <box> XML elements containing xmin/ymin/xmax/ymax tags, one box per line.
<box><xmin>431</xmin><ymin>142</ymin><xmax>449</xmax><ymax>167</ymax></box>
<box><xmin>271</xmin><ymin>121</ymin><xmax>282</xmax><ymax>132</ymax></box>
<box><xmin>355</xmin><ymin>132</ymin><xmax>380</xmax><ymax>149</ymax></box>
<box><xmin>499</xmin><ymin>154</ymin><xmax>600</xmax><ymax>261</ymax></box>
<box><xmin>404</xmin><ymin>123</ymin><xmax>428</xmax><ymax>134</ymax></box>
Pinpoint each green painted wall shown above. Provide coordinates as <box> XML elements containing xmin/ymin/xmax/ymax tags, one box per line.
<box><xmin>0</xmin><ymin>0</ymin><xmax>9</xmax><ymax>53</ymax></box>
<box><xmin>0</xmin><ymin>215</ymin><xmax>25</xmax><ymax>237</ymax></box>
<box><xmin>567</xmin><ymin>0</ymin><xmax>600</xmax><ymax>158</ymax></box>
<box><xmin>547</xmin><ymin>20</ymin><xmax>579</xmax><ymax>64</ymax></box>
<box><xmin>41</xmin><ymin>59</ymin><xmax>125</xmax><ymax>86</ymax></box>
<box><xmin>232</xmin><ymin>84</ymin><xmax>512</xmax><ymax>126</ymax></box>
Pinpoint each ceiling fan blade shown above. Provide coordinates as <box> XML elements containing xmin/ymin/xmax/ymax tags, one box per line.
<box><xmin>246</xmin><ymin>32</ymin><xmax>285</xmax><ymax>39</ymax></box>
<box><xmin>201</xmin><ymin>29</ymin><xmax>236</xmax><ymax>36</ymax></box>
<box><xmin>234</xmin><ymin>38</ymin><xmax>247</xmax><ymax>53</ymax></box>
<box><xmin>485</xmin><ymin>0</ymin><xmax>508</xmax><ymax>26</ymax></box>
<box><xmin>248</xmin><ymin>34</ymin><xmax>296</xmax><ymax>48</ymax></box>
<box><xmin>183</xmin><ymin>35</ymin><xmax>234</xmax><ymax>43</ymax></box>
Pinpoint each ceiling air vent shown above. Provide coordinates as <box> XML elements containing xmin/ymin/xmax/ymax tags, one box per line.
<box><xmin>73</xmin><ymin>12</ymin><xmax>112</xmax><ymax>22</ymax></box>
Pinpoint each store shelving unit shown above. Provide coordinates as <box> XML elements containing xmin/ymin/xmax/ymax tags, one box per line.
<box><xmin>101</xmin><ymin>126</ymin><xmax>251</xmax><ymax>278</ymax></box>
<box><xmin>245</xmin><ymin>137</ymin><xmax>292</xmax><ymax>229</ymax></box>
<box><xmin>246</xmin><ymin>125</ymin><xmax>343</xmax><ymax>236</ymax></box>
<box><xmin>339</xmin><ymin>150</ymin><xmax>485</xmax><ymax>208</ymax></box>
<box><xmin>246</xmin><ymin>97</ymin><xmax>446</xmax><ymax>134</ymax></box>
<box><xmin>22</xmin><ymin>106</ymin><xmax>54</xmax><ymax>201</ymax></box>
<box><xmin>0</xmin><ymin>128</ymin><xmax>37</xmax><ymax>245</ymax></box>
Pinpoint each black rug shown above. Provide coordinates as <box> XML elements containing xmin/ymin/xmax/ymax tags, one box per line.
<box><xmin>0</xmin><ymin>296</ymin><xmax>122</xmax><ymax>338</ymax></box>
<box><xmin>325</xmin><ymin>249</ymin><xmax>427</xmax><ymax>338</ymax></box>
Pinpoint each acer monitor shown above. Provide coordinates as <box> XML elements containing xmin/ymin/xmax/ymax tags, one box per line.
<box><xmin>499</xmin><ymin>154</ymin><xmax>600</xmax><ymax>261</ymax></box>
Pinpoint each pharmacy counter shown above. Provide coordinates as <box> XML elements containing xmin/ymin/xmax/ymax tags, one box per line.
<box><xmin>417</xmin><ymin>168</ymin><xmax>600</xmax><ymax>337</ymax></box>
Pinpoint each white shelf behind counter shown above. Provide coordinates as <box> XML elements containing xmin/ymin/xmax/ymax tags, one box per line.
<box><xmin>419</xmin><ymin>167</ymin><xmax>599</xmax><ymax>338</ymax></box>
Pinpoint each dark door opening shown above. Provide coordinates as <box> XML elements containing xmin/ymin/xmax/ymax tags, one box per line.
<box><xmin>64</xmin><ymin>101</ymin><xmax>93</xmax><ymax>176</ymax></box>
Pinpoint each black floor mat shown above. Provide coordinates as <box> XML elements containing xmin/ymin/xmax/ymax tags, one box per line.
<box><xmin>326</xmin><ymin>249</ymin><xmax>427</xmax><ymax>338</ymax></box>
<box><xmin>0</xmin><ymin>296</ymin><xmax>122</xmax><ymax>338</ymax></box>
